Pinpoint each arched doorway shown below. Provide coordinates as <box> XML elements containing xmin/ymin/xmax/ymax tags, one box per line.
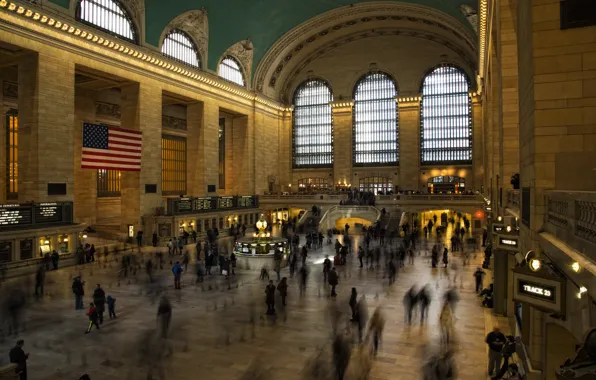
<box><xmin>545</xmin><ymin>323</ymin><xmax>579</xmax><ymax>380</ymax></box>
<box><xmin>427</xmin><ymin>175</ymin><xmax>466</xmax><ymax>194</ymax></box>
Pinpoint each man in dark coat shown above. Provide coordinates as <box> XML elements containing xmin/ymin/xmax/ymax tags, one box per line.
<box><xmin>92</xmin><ymin>284</ymin><xmax>106</xmax><ymax>324</ymax></box>
<box><xmin>265</xmin><ymin>280</ymin><xmax>276</xmax><ymax>315</ymax></box>
<box><xmin>72</xmin><ymin>277</ymin><xmax>85</xmax><ymax>310</ymax></box>
<box><xmin>9</xmin><ymin>339</ymin><xmax>28</xmax><ymax>380</ymax></box>
<box><xmin>328</xmin><ymin>267</ymin><xmax>339</xmax><ymax>297</ymax></box>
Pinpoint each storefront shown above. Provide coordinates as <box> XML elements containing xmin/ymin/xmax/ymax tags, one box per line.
<box><xmin>427</xmin><ymin>175</ymin><xmax>466</xmax><ymax>194</ymax></box>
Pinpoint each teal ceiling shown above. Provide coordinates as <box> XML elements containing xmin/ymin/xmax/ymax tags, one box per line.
<box><xmin>50</xmin><ymin>0</ymin><xmax>477</xmax><ymax>73</ymax></box>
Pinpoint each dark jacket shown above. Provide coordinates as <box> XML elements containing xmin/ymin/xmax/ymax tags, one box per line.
<box><xmin>72</xmin><ymin>279</ymin><xmax>84</xmax><ymax>296</ymax></box>
<box><xmin>9</xmin><ymin>346</ymin><xmax>27</xmax><ymax>372</ymax></box>
<box><xmin>93</xmin><ymin>288</ymin><xmax>106</xmax><ymax>310</ymax></box>
<box><xmin>486</xmin><ymin>331</ymin><xmax>506</xmax><ymax>352</ymax></box>
<box><xmin>265</xmin><ymin>284</ymin><xmax>276</xmax><ymax>303</ymax></box>
<box><xmin>328</xmin><ymin>270</ymin><xmax>339</xmax><ymax>286</ymax></box>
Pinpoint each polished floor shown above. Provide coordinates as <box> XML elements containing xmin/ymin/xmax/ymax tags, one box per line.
<box><xmin>0</xmin><ymin>232</ymin><xmax>492</xmax><ymax>379</ymax></box>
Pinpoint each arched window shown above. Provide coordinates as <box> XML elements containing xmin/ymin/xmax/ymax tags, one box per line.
<box><xmin>76</xmin><ymin>0</ymin><xmax>136</xmax><ymax>42</ymax></box>
<box><xmin>353</xmin><ymin>72</ymin><xmax>398</xmax><ymax>166</ymax></box>
<box><xmin>420</xmin><ymin>65</ymin><xmax>472</xmax><ymax>165</ymax></box>
<box><xmin>292</xmin><ymin>79</ymin><xmax>333</xmax><ymax>168</ymax></box>
<box><xmin>161</xmin><ymin>30</ymin><xmax>200</xmax><ymax>68</ymax></box>
<box><xmin>218</xmin><ymin>57</ymin><xmax>245</xmax><ymax>86</ymax></box>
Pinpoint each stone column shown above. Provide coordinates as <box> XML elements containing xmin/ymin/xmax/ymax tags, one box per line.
<box><xmin>74</xmin><ymin>88</ymin><xmax>97</xmax><ymax>225</ymax></box>
<box><xmin>529</xmin><ymin>307</ymin><xmax>544</xmax><ymax>370</ymax></box>
<box><xmin>186</xmin><ymin>102</ymin><xmax>201</xmax><ymax>196</ymax></box>
<box><xmin>398</xmin><ymin>97</ymin><xmax>420</xmax><ymax>190</ymax></box>
<box><xmin>120</xmin><ymin>82</ymin><xmax>162</xmax><ymax>234</ymax></box>
<box><xmin>330</xmin><ymin>101</ymin><xmax>353</xmax><ymax>185</ymax></box>
<box><xmin>471</xmin><ymin>95</ymin><xmax>483</xmax><ymax>191</ymax></box>
<box><xmin>232</xmin><ymin>114</ymin><xmax>254</xmax><ymax>194</ymax></box>
<box><xmin>18</xmin><ymin>53</ymin><xmax>75</xmax><ymax>203</ymax></box>
<box><xmin>196</xmin><ymin>99</ymin><xmax>220</xmax><ymax>196</ymax></box>
<box><xmin>278</xmin><ymin>109</ymin><xmax>293</xmax><ymax>191</ymax></box>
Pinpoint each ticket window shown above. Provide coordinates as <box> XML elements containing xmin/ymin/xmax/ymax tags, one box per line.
<box><xmin>219</xmin><ymin>218</ymin><xmax>224</xmax><ymax>230</ymax></box>
<box><xmin>57</xmin><ymin>234</ymin><xmax>70</xmax><ymax>254</ymax></box>
<box><xmin>226</xmin><ymin>217</ymin><xmax>232</xmax><ymax>229</ymax></box>
<box><xmin>211</xmin><ymin>218</ymin><xmax>217</xmax><ymax>229</ymax></box>
<box><xmin>39</xmin><ymin>237</ymin><xmax>52</xmax><ymax>257</ymax></box>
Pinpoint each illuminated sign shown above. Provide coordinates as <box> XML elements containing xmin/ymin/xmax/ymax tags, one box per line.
<box><xmin>518</xmin><ymin>280</ymin><xmax>556</xmax><ymax>303</ymax></box>
<box><xmin>493</xmin><ymin>225</ymin><xmax>505</xmax><ymax>233</ymax></box>
<box><xmin>499</xmin><ymin>238</ymin><xmax>518</xmax><ymax>247</ymax></box>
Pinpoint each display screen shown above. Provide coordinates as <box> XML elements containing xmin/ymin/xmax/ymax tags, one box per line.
<box><xmin>0</xmin><ymin>205</ymin><xmax>33</xmax><ymax>226</ymax></box>
<box><xmin>176</xmin><ymin>198</ymin><xmax>193</xmax><ymax>213</ymax></box>
<box><xmin>35</xmin><ymin>203</ymin><xmax>63</xmax><ymax>223</ymax></box>
<box><xmin>518</xmin><ymin>279</ymin><xmax>556</xmax><ymax>303</ymax></box>
<box><xmin>238</xmin><ymin>196</ymin><xmax>255</xmax><ymax>207</ymax></box>
<box><xmin>218</xmin><ymin>197</ymin><xmax>234</xmax><ymax>209</ymax></box>
<box><xmin>194</xmin><ymin>197</ymin><xmax>215</xmax><ymax>211</ymax></box>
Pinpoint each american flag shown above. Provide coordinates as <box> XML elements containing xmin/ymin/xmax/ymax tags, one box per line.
<box><xmin>81</xmin><ymin>123</ymin><xmax>142</xmax><ymax>171</ymax></box>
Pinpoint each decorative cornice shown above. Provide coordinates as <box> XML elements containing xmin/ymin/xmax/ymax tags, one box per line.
<box><xmin>0</xmin><ymin>0</ymin><xmax>291</xmax><ymax>115</ymax></box>
<box><xmin>95</xmin><ymin>101</ymin><xmax>121</xmax><ymax>119</ymax></box>
<box><xmin>162</xmin><ymin>115</ymin><xmax>187</xmax><ymax>131</ymax></box>
<box><xmin>478</xmin><ymin>0</ymin><xmax>488</xmax><ymax>90</ymax></box>
<box><xmin>255</xmin><ymin>2</ymin><xmax>478</xmax><ymax>94</ymax></box>
<box><xmin>2</xmin><ymin>81</ymin><xmax>17</xmax><ymax>99</ymax></box>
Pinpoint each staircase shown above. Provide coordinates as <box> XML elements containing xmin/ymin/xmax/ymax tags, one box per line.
<box><xmin>296</xmin><ymin>210</ymin><xmax>322</xmax><ymax>233</ymax></box>
<box><xmin>317</xmin><ymin>205</ymin><xmax>382</xmax><ymax>232</ymax></box>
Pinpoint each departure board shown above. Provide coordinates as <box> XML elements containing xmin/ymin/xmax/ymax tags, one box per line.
<box><xmin>238</xmin><ymin>196</ymin><xmax>255</xmax><ymax>208</ymax></box>
<box><xmin>0</xmin><ymin>204</ymin><xmax>33</xmax><ymax>226</ymax></box>
<box><xmin>176</xmin><ymin>198</ymin><xmax>193</xmax><ymax>213</ymax></box>
<box><xmin>193</xmin><ymin>197</ymin><xmax>215</xmax><ymax>211</ymax></box>
<box><xmin>35</xmin><ymin>203</ymin><xmax>63</xmax><ymax>224</ymax></box>
<box><xmin>218</xmin><ymin>197</ymin><xmax>234</xmax><ymax>209</ymax></box>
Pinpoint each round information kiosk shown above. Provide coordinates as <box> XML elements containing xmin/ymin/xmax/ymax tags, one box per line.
<box><xmin>233</xmin><ymin>215</ymin><xmax>289</xmax><ymax>270</ymax></box>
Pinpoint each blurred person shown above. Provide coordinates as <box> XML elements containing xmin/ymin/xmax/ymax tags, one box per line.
<box><xmin>9</xmin><ymin>339</ymin><xmax>29</xmax><ymax>380</ymax></box>
<box><xmin>349</xmin><ymin>288</ymin><xmax>358</xmax><ymax>321</ymax></box>
<box><xmin>277</xmin><ymin>277</ymin><xmax>288</xmax><ymax>307</ymax></box>
<box><xmin>265</xmin><ymin>280</ymin><xmax>276</xmax><ymax>315</ymax></box>
<box><xmin>92</xmin><ymin>284</ymin><xmax>106</xmax><ymax>324</ymax></box>
<box><xmin>332</xmin><ymin>332</ymin><xmax>351</xmax><ymax>380</ymax></box>
<box><xmin>367</xmin><ymin>307</ymin><xmax>385</xmax><ymax>355</ymax></box>
<box><xmin>404</xmin><ymin>285</ymin><xmax>419</xmax><ymax>325</ymax></box>
<box><xmin>84</xmin><ymin>303</ymin><xmax>100</xmax><ymax>334</ymax></box>
<box><xmin>157</xmin><ymin>296</ymin><xmax>172</xmax><ymax>339</ymax></box>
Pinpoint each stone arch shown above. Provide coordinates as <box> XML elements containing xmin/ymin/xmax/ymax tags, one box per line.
<box><xmin>218</xmin><ymin>40</ymin><xmax>253</xmax><ymax>88</ymax></box>
<box><xmin>159</xmin><ymin>9</ymin><xmax>208</xmax><ymax>69</ymax></box>
<box><xmin>254</xmin><ymin>2</ymin><xmax>477</xmax><ymax>101</ymax></box>
<box><xmin>546</xmin><ymin>322</ymin><xmax>579</xmax><ymax>379</ymax></box>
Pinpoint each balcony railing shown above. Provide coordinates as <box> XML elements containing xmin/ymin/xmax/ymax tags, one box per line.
<box><xmin>507</xmin><ymin>189</ymin><xmax>520</xmax><ymax>210</ymax></box>
<box><xmin>544</xmin><ymin>191</ymin><xmax>596</xmax><ymax>254</ymax></box>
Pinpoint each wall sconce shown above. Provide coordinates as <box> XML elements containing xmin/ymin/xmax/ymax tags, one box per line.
<box><xmin>572</xmin><ymin>262</ymin><xmax>580</xmax><ymax>273</ymax></box>
<box><xmin>529</xmin><ymin>258</ymin><xmax>541</xmax><ymax>272</ymax></box>
<box><xmin>190</xmin><ymin>222</ymin><xmax>194</xmax><ymax>226</ymax></box>
<box><xmin>506</xmin><ymin>226</ymin><xmax>512</xmax><ymax>232</ymax></box>
<box><xmin>82</xmin><ymin>234</ymin><xmax>88</xmax><ymax>239</ymax></box>
<box><xmin>497</xmin><ymin>216</ymin><xmax>502</xmax><ymax>222</ymax></box>
<box><xmin>578</xmin><ymin>286</ymin><xmax>588</xmax><ymax>299</ymax></box>
<box><xmin>44</xmin><ymin>240</ymin><xmax>49</xmax><ymax>245</ymax></box>
<box><xmin>63</xmin><ymin>237</ymin><xmax>69</xmax><ymax>242</ymax></box>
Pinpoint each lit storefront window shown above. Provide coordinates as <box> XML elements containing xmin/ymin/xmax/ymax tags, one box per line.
<box><xmin>420</xmin><ymin>65</ymin><xmax>472</xmax><ymax>165</ymax></box>
<box><xmin>359</xmin><ymin>176</ymin><xmax>393</xmax><ymax>195</ymax></box>
<box><xmin>292</xmin><ymin>79</ymin><xmax>333</xmax><ymax>168</ymax></box>
<box><xmin>353</xmin><ymin>72</ymin><xmax>398</xmax><ymax>166</ymax></box>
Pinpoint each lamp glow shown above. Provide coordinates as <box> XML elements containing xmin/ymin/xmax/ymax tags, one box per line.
<box><xmin>497</xmin><ymin>216</ymin><xmax>502</xmax><ymax>222</ymax></box>
<box><xmin>506</xmin><ymin>226</ymin><xmax>512</xmax><ymax>232</ymax></box>
<box><xmin>572</xmin><ymin>262</ymin><xmax>580</xmax><ymax>272</ymax></box>
<box><xmin>82</xmin><ymin>234</ymin><xmax>88</xmax><ymax>239</ymax></box>
<box><xmin>580</xmin><ymin>286</ymin><xmax>587</xmax><ymax>294</ymax></box>
<box><xmin>63</xmin><ymin>237</ymin><xmax>68</xmax><ymax>242</ymax></box>
<box><xmin>529</xmin><ymin>258</ymin><xmax>541</xmax><ymax>272</ymax></box>
<box><xmin>44</xmin><ymin>240</ymin><xmax>49</xmax><ymax>245</ymax></box>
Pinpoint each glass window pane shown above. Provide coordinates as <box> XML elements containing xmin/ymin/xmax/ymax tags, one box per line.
<box><xmin>76</xmin><ymin>0</ymin><xmax>136</xmax><ymax>42</ymax></box>
<box><xmin>161</xmin><ymin>30</ymin><xmax>200</xmax><ymax>68</ymax></box>
<box><xmin>420</xmin><ymin>66</ymin><xmax>472</xmax><ymax>165</ymax></box>
<box><xmin>218</xmin><ymin>57</ymin><xmax>245</xmax><ymax>87</ymax></box>
<box><xmin>353</xmin><ymin>72</ymin><xmax>398</xmax><ymax>166</ymax></box>
<box><xmin>292</xmin><ymin>79</ymin><xmax>333</xmax><ymax>168</ymax></box>
<box><xmin>161</xmin><ymin>135</ymin><xmax>187</xmax><ymax>195</ymax></box>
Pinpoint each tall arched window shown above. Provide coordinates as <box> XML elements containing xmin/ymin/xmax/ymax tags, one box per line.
<box><xmin>161</xmin><ymin>30</ymin><xmax>200</xmax><ymax>68</ymax></box>
<box><xmin>420</xmin><ymin>65</ymin><xmax>472</xmax><ymax>165</ymax></box>
<box><xmin>76</xmin><ymin>0</ymin><xmax>137</xmax><ymax>42</ymax></box>
<box><xmin>293</xmin><ymin>79</ymin><xmax>333</xmax><ymax>168</ymax></box>
<box><xmin>353</xmin><ymin>72</ymin><xmax>398</xmax><ymax>166</ymax></box>
<box><xmin>218</xmin><ymin>57</ymin><xmax>245</xmax><ymax>86</ymax></box>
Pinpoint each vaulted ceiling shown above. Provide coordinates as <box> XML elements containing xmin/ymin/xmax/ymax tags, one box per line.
<box><xmin>47</xmin><ymin>0</ymin><xmax>477</xmax><ymax>73</ymax></box>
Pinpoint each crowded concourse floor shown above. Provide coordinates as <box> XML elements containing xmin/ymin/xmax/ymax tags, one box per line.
<box><xmin>0</xmin><ymin>230</ymin><xmax>491</xmax><ymax>380</ymax></box>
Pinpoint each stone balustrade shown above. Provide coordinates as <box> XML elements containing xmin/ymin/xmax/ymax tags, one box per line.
<box><xmin>544</xmin><ymin>191</ymin><xmax>596</xmax><ymax>256</ymax></box>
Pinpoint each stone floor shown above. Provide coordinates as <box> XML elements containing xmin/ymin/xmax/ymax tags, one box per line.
<box><xmin>0</xmin><ymin>232</ymin><xmax>493</xmax><ymax>380</ymax></box>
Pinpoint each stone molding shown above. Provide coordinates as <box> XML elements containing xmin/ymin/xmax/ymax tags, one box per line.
<box><xmin>2</xmin><ymin>81</ymin><xmax>17</xmax><ymax>99</ymax></box>
<box><xmin>162</xmin><ymin>114</ymin><xmax>187</xmax><ymax>131</ymax></box>
<box><xmin>159</xmin><ymin>9</ymin><xmax>208</xmax><ymax>69</ymax></box>
<box><xmin>95</xmin><ymin>101</ymin><xmax>121</xmax><ymax>119</ymax></box>
<box><xmin>254</xmin><ymin>1</ymin><xmax>477</xmax><ymax>94</ymax></box>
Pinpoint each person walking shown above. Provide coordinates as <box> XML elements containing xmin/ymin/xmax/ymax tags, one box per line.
<box><xmin>486</xmin><ymin>326</ymin><xmax>506</xmax><ymax>377</ymax></box>
<box><xmin>301</xmin><ymin>245</ymin><xmax>308</xmax><ymax>266</ymax></box>
<box><xmin>172</xmin><ymin>261</ymin><xmax>183</xmax><ymax>289</ymax></box>
<box><xmin>357</xmin><ymin>246</ymin><xmax>364</xmax><ymax>268</ymax></box>
<box><xmin>136</xmin><ymin>230</ymin><xmax>143</xmax><ymax>249</ymax></box>
<box><xmin>367</xmin><ymin>308</ymin><xmax>385</xmax><ymax>356</ymax></box>
<box><xmin>230</xmin><ymin>252</ymin><xmax>237</xmax><ymax>275</ymax></box>
<box><xmin>277</xmin><ymin>277</ymin><xmax>288</xmax><ymax>306</ymax></box>
<box><xmin>265</xmin><ymin>280</ymin><xmax>276</xmax><ymax>315</ymax></box>
<box><xmin>34</xmin><ymin>266</ymin><xmax>45</xmax><ymax>298</ymax></box>
<box><xmin>89</xmin><ymin>244</ymin><xmax>96</xmax><ymax>262</ymax></box>
<box><xmin>84</xmin><ymin>303</ymin><xmax>100</xmax><ymax>334</ymax></box>
<box><xmin>106</xmin><ymin>295</ymin><xmax>116</xmax><ymax>319</ymax></box>
<box><xmin>474</xmin><ymin>267</ymin><xmax>486</xmax><ymax>294</ymax></box>
<box><xmin>152</xmin><ymin>232</ymin><xmax>158</xmax><ymax>247</ymax></box>
<box><xmin>349</xmin><ymin>288</ymin><xmax>358</xmax><ymax>321</ymax></box>
<box><xmin>328</xmin><ymin>267</ymin><xmax>339</xmax><ymax>297</ymax></box>
<box><xmin>92</xmin><ymin>284</ymin><xmax>106</xmax><ymax>324</ymax></box>
<box><xmin>196</xmin><ymin>240</ymin><xmax>202</xmax><ymax>261</ymax></box>
<box><xmin>299</xmin><ymin>265</ymin><xmax>308</xmax><ymax>297</ymax></box>
<box><xmin>323</xmin><ymin>255</ymin><xmax>331</xmax><ymax>282</ymax></box>
<box><xmin>418</xmin><ymin>285</ymin><xmax>431</xmax><ymax>324</ymax></box>
<box><xmin>332</xmin><ymin>332</ymin><xmax>351</xmax><ymax>380</ymax></box>
<box><xmin>157</xmin><ymin>296</ymin><xmax>172</xmax><ymax>339</ymax></box>
<box><xmin>9</xmin><ymin>339</ymin><xmax>29</xmax><ymax>380</ymax></box>
<box><xmin>404</xmin><ymin>285</ymin><xmax>418</xmax><ymax>325</ymax></box>
<box><xmin>72</xmin><ymin>276</ymin><xmax>85</xmax><ymax>310</ymax></box>
<box><xmin>442</xmin><ymin>247</ymin><xmax>449</xmax><ymax>268</ymax></box>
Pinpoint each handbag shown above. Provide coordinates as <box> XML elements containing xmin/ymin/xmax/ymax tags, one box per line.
<box><xmin>222</xmin><ymin>270</ymin><xmax>228</xmax><ymax>276</ymax></box>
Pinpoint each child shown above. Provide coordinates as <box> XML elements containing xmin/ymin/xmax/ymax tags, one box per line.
<box><xmin>85</xmin><ymin>303</ymin><xmax>100</xmax><ymax>334</ymax></box>
<box><xmin>107</xmin><ymin>295</ymin><xmax>116</xmax><ymax>319</ymax></box>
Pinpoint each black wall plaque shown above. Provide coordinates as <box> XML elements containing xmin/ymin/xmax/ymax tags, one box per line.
<box><xmin>522</xmin><ymin>187</ymin><xmax>531</xmax><ymax>227</ymax></box>
<box><xmin>145</xmin><ymin>184</ymin><xmax>157</xmax><ymax>193</ymax></box>
<box><xmin>207</xmin><ymin>185</ymin><xmax>216</xmax><ymax>193</ymax></box>
<box><xmin>561</xmin><ymin>0</ymin><xmax>596</xmax><ymax>29</ymax></box>
<box><xmin>48</xmin><ymin>183</ymin><xmax>67</xmax><ymax>195</ymax></box>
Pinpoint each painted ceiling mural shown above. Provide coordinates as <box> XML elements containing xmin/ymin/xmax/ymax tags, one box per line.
<box><xmin>48</xmin><ymin>0</ymin><xmax>477</xmax><ymax>74</ymax></box>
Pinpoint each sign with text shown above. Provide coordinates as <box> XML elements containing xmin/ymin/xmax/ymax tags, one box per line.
<box><xmin>0</xmin><ymin>202</ymin><xmax>73</xmax><ymax>230</ymax></box>
<box><xmin>493</xmin><ymin>224</ymin><xmax>505</xmax><ymax>233</ymax></box>
<box><xmin>497</xmin><ymin>234</ymin><xmax>519</xmax><ymax>252</ymax></box>
<box><xmin>166</xmin><ymin>196</ymin><xmax>258</xmax><ymax>216</ymax></box>
<box><xmin>513</xmin><ymin>270</ymin><xmax>565</xmax><ymax>314</ymax></box>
